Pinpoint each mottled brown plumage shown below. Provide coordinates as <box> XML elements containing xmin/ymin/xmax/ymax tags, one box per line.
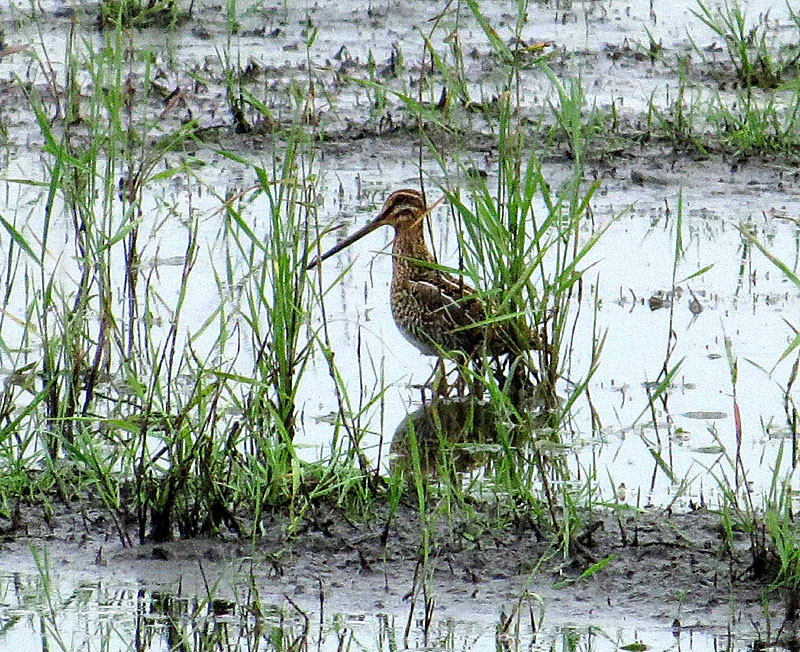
<box><xmin>308</xmin><ymin>189</ymin><xmax>527</xmax><ymax>358</ymax></box>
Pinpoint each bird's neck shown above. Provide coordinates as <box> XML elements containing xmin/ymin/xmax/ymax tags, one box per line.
<box><xmin>392</xmin><ymin>220</ymin><xmax>434</xmax><ymax>265</ymax></box>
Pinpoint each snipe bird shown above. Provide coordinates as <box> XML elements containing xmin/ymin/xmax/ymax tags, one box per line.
<box><xmin>308</xmin><ymin>188</ymin><xmax>534</xmax><ymax>359</ymax></box>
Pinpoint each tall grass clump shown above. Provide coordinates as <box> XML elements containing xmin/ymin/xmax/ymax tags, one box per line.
<box><xmin>452</xmin><ymin>4</ymin><xmax>609</xmax><ymax>536</ymax></box>
<box><xmin>0</xmin><ymin>9</ymin><xmax>350</xmax><ymax>544</ymax></box>
<box><xmin>349</xmin><ymin>0</ymin><xmax>614</xmax><ymax>547</ymax></box>
<box><xmin>210</xmin><ymin>140</ymin><xmax>326</xmax><ymax>535</ymax></box>
<box><xmin>9</xmin><ymin>17</ymin><xmax>219</xmax><ymax>542</ymax></box>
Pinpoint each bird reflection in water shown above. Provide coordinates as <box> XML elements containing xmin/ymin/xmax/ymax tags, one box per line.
<box><xmin>390</xmin><ymin>386</ymin><xmax>553</xmax><ymax>477</ymax></box>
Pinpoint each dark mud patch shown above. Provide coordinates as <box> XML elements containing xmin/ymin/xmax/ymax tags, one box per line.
<box><xmin>0</xmin><ymin>502</ymin><xmax>785</xmax><ymax>636</ymax></box>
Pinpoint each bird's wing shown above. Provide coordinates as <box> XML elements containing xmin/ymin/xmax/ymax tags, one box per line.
<box><xmin>408</xmin><ymin>275</ymin><xmax>485</xmax><ymax>334</ymax></box>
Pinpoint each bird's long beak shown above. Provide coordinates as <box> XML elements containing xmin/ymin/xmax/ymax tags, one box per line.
<box><xmin>306</xmin><ymin>194</ymin><xmax>444</xmax><ymax>270</ymax></box>
<box><xmin>306</xmin><ymin>211</ymin><xmax>389</xmax><ymax>270</ymax></box>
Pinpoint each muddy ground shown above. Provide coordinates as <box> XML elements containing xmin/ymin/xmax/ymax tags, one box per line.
<box><xmin>0</xmin><ymin>501</ymin><xmax>787</xmax><ymax>641</ymax></box>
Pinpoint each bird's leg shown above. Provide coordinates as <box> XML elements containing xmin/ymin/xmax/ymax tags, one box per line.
<box><xmin>463</xmin><ymin>352</ymin><xmax>490</xmax><ymax>398</ymax></box>
<box><xmin>505</xmin><ymin>355</ymin><xmax>540</xmax><ymax>412</ymax></box>
<box><xmin>435</xmin><ymin>358</ymin><xmax>450</xmax><ymax>397</ymax></box>
<box><xmin>489</xmin><ymin>354</ymin><xmax>508</xmax><ymax>391</ymax></box>
<box><xmin>422</xmin><ymin>357</ymin><xmax>450</xmax><ymax>398</ymax></box>
<box><xmin>446</xmin><ymin>356</ymin><xmax>476</xmax><ymax>398</ymax></box>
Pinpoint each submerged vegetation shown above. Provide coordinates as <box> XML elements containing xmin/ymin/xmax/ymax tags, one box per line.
<box><xmin>2</xmin><ymin>0</ymin><xmax>800</xmax><ymax>646</ymax></box>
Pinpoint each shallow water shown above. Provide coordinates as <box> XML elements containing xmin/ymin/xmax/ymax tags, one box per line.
<box><xmin>298</xmin><ymin>153</ymin><xmax>800</xmax><ymax>508</ymax></box>
<box><xmin>0</xmin><ymin>565</ymin><xmax>761</xmax><ymax>652</ymax></box>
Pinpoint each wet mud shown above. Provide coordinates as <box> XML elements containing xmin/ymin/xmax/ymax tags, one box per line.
<box><xmin>0</xmin><ymin>500</ymin><xmax>785</xmax><ymax>640</ymax></box>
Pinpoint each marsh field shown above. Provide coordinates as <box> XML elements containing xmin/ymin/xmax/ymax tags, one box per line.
<box><xmin>2</xmin><ymin>0</ymin><xmax>800</xmax><ymax>649</ymax></box>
